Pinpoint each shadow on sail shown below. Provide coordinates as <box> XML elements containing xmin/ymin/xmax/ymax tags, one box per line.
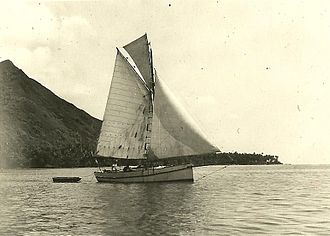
<box><xmin>94</xmin><ymin>34</ymin><xmax>219</xmax><ymax>183</ymax></box>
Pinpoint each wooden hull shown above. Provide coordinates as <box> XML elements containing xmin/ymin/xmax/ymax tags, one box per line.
<box><xmin>94</xmin><ymin>164</ymin><xmax>193</xmax><ymax>183</ymax></box>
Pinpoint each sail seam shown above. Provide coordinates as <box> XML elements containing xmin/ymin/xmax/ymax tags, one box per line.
<box><xmin>111</xmin><ymin>86</ymin><xmax>140</xmax><ymax>93</ymax></box>
<box><xmin>107</xmin><ymin>97</ymin><xmax>143</xmax><ymax>106</ymax></box>
<box><xmin>107</xmin><ymin>102</ymin><xmax>143</xmax><ymax>109</ymax></box>
<box><xmin>107</xmin><ymin>93</ymin><xmax>144</xmax><ymax>102</ymax></box>
<box><xmin>106</xmin><ymin>108</ymin><xmax>145</xmax><ymax>116</ymax></box>
<box><xmin>112</xmin><ymin>80</ymin><xmax>141</xmax><ymax>88</ymax></box>
<box><xmin>103</xmin><ymin>114</ymin><xmax>138</xmax><ymax>121</ymax></box>
<box><xmin>101</xmin><ymin>119</ymin><xmax>135</xmax><ymax>124</ymax></box>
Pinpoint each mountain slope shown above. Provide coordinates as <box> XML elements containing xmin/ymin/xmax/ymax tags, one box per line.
<box><xmin>0</xmin><ymin>60</ymin><xmax>101</xmax><ymax>168</ymax></box>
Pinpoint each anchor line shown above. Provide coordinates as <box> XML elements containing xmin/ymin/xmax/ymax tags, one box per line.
<box><xmin>195</xmin><ymin>165</ymin><xmax>228</xmax><ymax>182</ymax></box>
<box><xmin>80</xmin><ymin>173</ymin><xmax>94</xmax><ymax>178</ymax></box>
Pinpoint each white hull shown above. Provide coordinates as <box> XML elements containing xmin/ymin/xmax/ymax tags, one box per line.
<box><xmin>94</xmin><ymin>164</ymin><xmax>193</xmax><ymax>183</ymax></box>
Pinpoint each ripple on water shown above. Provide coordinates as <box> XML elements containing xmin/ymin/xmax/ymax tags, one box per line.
<box><xmin>1</xmin><ymin>165</ymin><xmax>330</xmax><ymax>235</ymax></box>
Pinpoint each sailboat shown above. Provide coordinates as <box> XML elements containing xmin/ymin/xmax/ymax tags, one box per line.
<box><xmin>94</xmin><ymin>34</ymin><xmax>219</xmax><ymax>183</ymax></box>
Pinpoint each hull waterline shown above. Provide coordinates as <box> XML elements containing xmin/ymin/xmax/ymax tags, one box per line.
<box><xmin>94</xmin><ymin>164</ymin><xmax>193</xmax><ymax>183</ymax></box>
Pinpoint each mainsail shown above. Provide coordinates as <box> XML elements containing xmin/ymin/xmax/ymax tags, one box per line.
<box><xmin>150</xmin><ymin>71</ymin><xmax>219</xmax><ymax>158</ymax></box>
<box><xmin>96</xmin><ymin>48</ymin><xmax>151</xmax><ymax>159</ymax></box>
<box><xmin>97</xmin><ymin>34</ymin><xmax>219</xmax><ymax>160</ymax></box>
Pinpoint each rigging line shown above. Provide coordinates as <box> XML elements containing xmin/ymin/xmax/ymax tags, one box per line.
<box><xmin>195</xmin><ymin>165</ymin><xmax>228</xmax><ymax>182</ymax></box>
<box><xmin>80</xmin><ymin>173</ymin><xmax>94</xmax><ymax>178</ymax></box>
<box><xmin>89</xmin><ymin>174</ymin><xmax>95</xmax><ymax>182</ymax></box>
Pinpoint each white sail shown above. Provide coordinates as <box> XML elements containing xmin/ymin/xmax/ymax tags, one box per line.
<box><xmin>124</xmin><ymin>34</ymin><xmax>153</xmax><ymax>90</ymax></box>
<box><xmin>96</xmin><ymin>49</ymin><xmax>151</xmax><ymax>159</ymax></box>
<box><xmin>98</xmin><ymin>35</ymin><xmax>218</xmax><ymax>160</ymax></box>
<box><xmin>150</xmin><ymin>72</ymin><xmax>219</xmax><ymax>159</ymax></box>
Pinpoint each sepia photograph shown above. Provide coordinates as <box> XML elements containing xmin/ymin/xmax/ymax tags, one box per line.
<box><xmin>0</xmin><ymin>1</ymin><xmax>329</xmax><ymax>235</ymax></box>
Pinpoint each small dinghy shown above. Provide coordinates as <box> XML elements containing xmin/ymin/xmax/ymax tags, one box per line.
<box><xmin>52</xmin><ymin>177</ymin><xmax>81</xmax><ymax>183</ymax></box>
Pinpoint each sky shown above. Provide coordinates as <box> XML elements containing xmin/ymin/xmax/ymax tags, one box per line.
<box><xmin>1</xmin><ymin>0</ymin><xmax>330</xmax><ymax>164</ymax></box>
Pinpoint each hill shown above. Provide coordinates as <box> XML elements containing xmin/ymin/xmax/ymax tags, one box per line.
<box><xmin>0</xmin><ymin>59</ymin><xmax>281</xmax><ymax>168</ymax></box>
<box><xmin>0</xmin><ymin>60</ymin><xmax>101</xmax><ymax>168</ymax></box>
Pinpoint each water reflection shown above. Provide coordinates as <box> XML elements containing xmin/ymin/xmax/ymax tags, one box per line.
<box><xmin>1</xmin><ymin>165</ymin><xmax>330</xmax><ymax>235</ymax></box>
<box><xmin>94</xmin><ymin>182</ymin><xmax>203</xmax><ymax>235</ymax></box>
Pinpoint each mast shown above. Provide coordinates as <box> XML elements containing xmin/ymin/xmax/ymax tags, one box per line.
<box><xmin>150</xmin><ymin>46</ymin><xmax>155</xmax><ymax>96</ymax></box>
<box><xmin>97</xmin><ymin>34</ymin><xmax>219</xmax><ymax>162</ymax></box>
<box><xmin>144</xmin><ymin>38</ymin><xmax>155</xmax><ymax>160</ymax></box>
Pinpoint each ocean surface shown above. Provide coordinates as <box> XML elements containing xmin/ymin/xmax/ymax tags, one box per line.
<box><xmin>0</xmin><ymin>165</ymin><xmax>329</xmax><ymax>235</ymax></box>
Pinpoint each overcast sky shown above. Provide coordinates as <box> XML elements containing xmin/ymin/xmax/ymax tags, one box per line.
<box><xmin>1</xmin><ymin>1</ymin><xmax>330</xmax><ymax>164</ymax></box>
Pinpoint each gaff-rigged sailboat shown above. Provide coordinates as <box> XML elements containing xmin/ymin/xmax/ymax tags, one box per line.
<box><xmin>94</xmin><ymin>34</ymin><xmax>219</xmax><ymax>183</ymax></box>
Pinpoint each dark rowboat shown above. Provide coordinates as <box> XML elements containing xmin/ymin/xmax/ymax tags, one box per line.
<box><xmin>52</xmin><ymin>177</ymin><xmax>81</xmax><ymax>183</ymax></box>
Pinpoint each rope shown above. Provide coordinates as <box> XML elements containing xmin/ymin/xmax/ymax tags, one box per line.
<box><xmin>80</xmin><ymin>173</ymin><xmax>94</xmax><ymax>178</ymax></box>
<box><xmin>88</xmin><ymin>174</ymin><xmax>95</xmax><ymax>182</ymax></box>
<box><xmin>195</xmin><ymin>165</ymin><xmax>228</xmax><ymax>182</ymax></box>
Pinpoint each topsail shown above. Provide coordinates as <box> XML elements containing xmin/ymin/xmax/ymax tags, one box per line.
<box><xmin>96</xmin><ymin>34</ymin><xmax>219</xmax><ymax>160</ymax></box>
<box><xmin>123</xmin><ymin>34</ymin><xmax>153</xmax><ymax>90</ymax></box>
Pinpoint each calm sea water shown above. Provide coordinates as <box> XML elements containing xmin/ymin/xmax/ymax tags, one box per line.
<box><xmin>0</xmin><ymin>165</ymin><xmax>330</xmax><ymax>235</ymax></box>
